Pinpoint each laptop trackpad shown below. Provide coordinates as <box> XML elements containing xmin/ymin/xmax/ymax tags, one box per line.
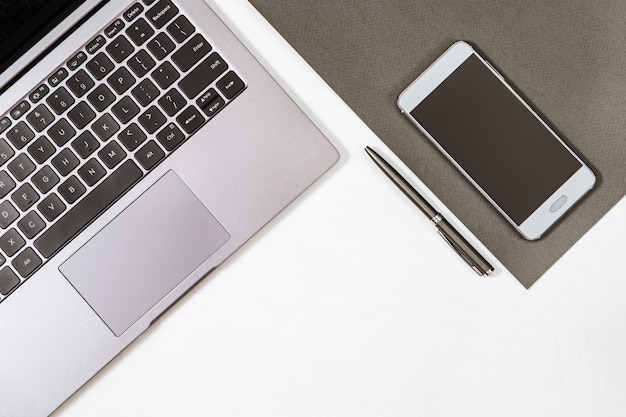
<box><xmin>59</xmin><ymin>171</ymin><xmax>230</xmax><ymax>336</ymax></box>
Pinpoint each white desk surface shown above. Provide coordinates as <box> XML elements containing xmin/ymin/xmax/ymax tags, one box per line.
<box><xmin>56</xmin><ymin>1</ymin><xmax>626</xmax><ymax>416</ymax></box>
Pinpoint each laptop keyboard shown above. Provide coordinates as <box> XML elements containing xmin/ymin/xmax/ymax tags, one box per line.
<box><xmin>0</xmin><ymin>0</ymin><xmax>246</xmax><ymax>301</ymax></box>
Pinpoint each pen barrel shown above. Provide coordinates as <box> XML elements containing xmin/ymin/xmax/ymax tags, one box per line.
<box><xmin>436</xmin><ymin>219</ymin><xmax>493</xmax><ymax>275</ymax></box>
<box><xmin>402</xmin><ymin>183</ymin><xmax>438</xmax><ymax>219</ymax></box>
<box><xmin>366</xmin><ymin>147</ymin><xmax>438</xmax><ymax>219</ymax></box>
<box><xmin>365</xmin><ymin>146</ymin><xmax>493</xmax><ymax>276</ymax></box>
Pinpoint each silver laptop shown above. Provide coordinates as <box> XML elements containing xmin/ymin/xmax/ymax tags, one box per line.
<box><xmin>0</xmin><ymin>1</ymin><xmax>338</xmax><ymax>415</ymax></box>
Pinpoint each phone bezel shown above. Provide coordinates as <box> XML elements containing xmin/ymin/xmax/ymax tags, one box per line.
<box><xmin>397</xmin><ymin>41</ymin><xmax>595</xmax><ymax>240</ymax></box>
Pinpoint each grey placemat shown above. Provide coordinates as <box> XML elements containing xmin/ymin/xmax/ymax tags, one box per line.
<box><xmin>249</xmin><ymin>0</ymin><xmax>626</xmax><ymax>288</ymax></box>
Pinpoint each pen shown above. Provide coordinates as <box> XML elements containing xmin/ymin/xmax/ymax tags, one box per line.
<box><xmin>365</xmin><ymin>146</ymin><xmax>494</xmax><ymax>276</ymax></box>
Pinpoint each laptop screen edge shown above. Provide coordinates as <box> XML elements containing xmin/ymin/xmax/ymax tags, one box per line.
<box><xmin>0</xmin><ymin>0</ymin><xmax>106</xmax><ymax>93</ymax></box>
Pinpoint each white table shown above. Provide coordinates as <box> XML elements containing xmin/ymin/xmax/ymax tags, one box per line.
<box><xmin>55</xmin><ymin>1</ymin><xmax>626</xmax><ymax>416</ymax></box>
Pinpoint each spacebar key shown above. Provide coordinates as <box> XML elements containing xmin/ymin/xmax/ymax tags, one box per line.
<box><xmin>35</xmin><ymin>160</ymin><xmax>143</xmax><ymax>258</ymax></box>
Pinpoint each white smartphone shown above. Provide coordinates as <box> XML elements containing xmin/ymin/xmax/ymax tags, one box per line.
<box><xmin>398</xmin><ymin>41</ymin><xmax>595</xmax><ymax>240</ymax></box>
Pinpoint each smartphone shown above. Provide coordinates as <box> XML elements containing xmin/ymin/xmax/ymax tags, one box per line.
<box><xmin>397</xmin><ymin>41</ymin><xmax>595</xmax><ymax>240</ymax></box>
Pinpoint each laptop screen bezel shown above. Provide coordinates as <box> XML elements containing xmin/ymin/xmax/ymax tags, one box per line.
<box><xmin>0</xmin><ymin>1</ymin><xmax>89</xmax><ymax>74</ymax></box>
<box><xmin>0</xmin><ymin>0</ymin><xmax>108</xmax><ymax>95</ymax></box>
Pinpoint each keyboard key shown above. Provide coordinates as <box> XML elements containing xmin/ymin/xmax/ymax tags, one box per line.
<box><xmin>138</xmin><ymin>106</ymin><xmax>166</xmax><ymax>134</ymax></box>
<box><xmin>27</xmin><ymin>136</ymin><xmax>56</xmax><ymax>164</ymax></box>
<box><xmin>151</xmin><ymin>61</ymin><xmax>179</xmax><ymax>89</ymax></box>
<box><xmin>132</xmin><ymin>78</ymin><xmax>160</xmax><ymax>106</ymax></box>
<box><xmin>135</xmin><ymin>140</ymin><xmax>165</xmax><ymax>170</ymax></box>
<box><xmin>112</xmin><ymin>96</ymin><xmax>140</xmax><ymax>124</ymax></box>
<box><xmin>176</xmin><ymin>105</ymin><xmax>205</xmax><ymax>134</ymax></box>
<box><xmin>107</xmin><ymin>67</ymin><xmax>136</xmax><ymax>94</ymax></box>
<box><xmin>48</xmin><ymin>68</ymin><xmax>69</xmax><ymax>88</ymax></box>
<box><xmin>146</xmin><ymin>0</ymin><xmax>179</xmax><ymax>29</ymax></box>
<box><xmin>118</xmin><ymin>123</ymin><xmax>147</xmax><ymax>151</ymax></box>
<box><xmin>88</xmin><ymin>84</ymin><xmax>116</xmax><ymax>112</ymax></box>
<box><xmin>11</xmin><ymin>183</ymin><xmax>40</xmax><ymax>212</ymax></box>
<box><xmin>0</xmin><ymin>138</ymin><xmax>15</xmax><ymax>166</ymax></box>
<box><xmin>47</xmin><ymin>87</ymin><xmax>75</xmax><ymax>115</ymax></box>
<box><xmin>0</xmin><ymin>117</ymin><xmax>12</xmax><ymax>135</ymax></box>
<box><xmin>67</xmin><ymin>101</ymin><xmax>96</xmax><ymax>130</ymax></box>
<box><xmin>98</xmin><ymin>141</ymin><xmax>126</xmax><ymax>169</ymax></box>
<box><xmin>58</xmin><ymin>175</ymin><xmax>86</xmax><ymax>204</ymax></box>
<box><xmin>52</xmin><ymin>148</ymin><xmax>80</xmax><ymax>176</ymax></box>
<box><xmin>8</xmin><ymin>154</ymin><xmax>35</xmax><ymax>181</ymax></box>
<box><xmin>17</xmin><ymin>211</ymin><xmax>45</xmax><ymax>239</ymax></box>
<box><xmin>92</xmin><ymin>113</ymin><xmax>120</xmax><ymax>141</ymax></box>
<box><xmin>216</xmin><ymin>71</ymin><xmax>245</xmax><ymax>99</ymax></box>
<box><xmin>107</xmin><ymin>35</ymin><xmax>135</xmax><ymax>63</ymax></box>
<box><xmin>0</xmin><ymin>171</ymin><xmax>16</xmax><ymax>199</ymax></box>
<box><xmin>171</xmin><ymin>34</ymin><xmax>211</xmax><ymax>72</ymax></box>
<box><xmin>29</xmin><ymin>84</ymin><xmax>50</xmax><ymax>103</ymax></box>
<box><xmin>179</xmin><ymin>52</ymin><xmax>228</xmax><ymax>98</ymax></box>
<box><xmin>0</xmin><ymin>201</ymin><xmax>19</xmax><ymax>228</ymax></box>
<box><xmin>71</xmin><ymin>131</ymin><xmax>100</xmax><ymax>159</ymax></box>
<box><xmin>147</xmin><ymin>32</ymin><xmax>175</xmax><ymax>60</ymax></box>
<box><xmin>0</xmin><ymin>267</ymin><xmax>19</xmax><ymax>295</ymax></box>
<box><xmin>10</xmin><ymin>101</ymin><xmax>31</xmax><ymax>119</ymax></box>
<box><xmin>78</xmin><ymin>158</ymin><xmax>106</xmax><ymax>186</ymax></box>
<box><xmin>86</xmin><ymin>52</ymin><xmax>115</xmax><ymax>80</ymax></box>
<box><xmin>156</xmin><ymin>122</ymin><xmax>185</xmax><ymax>151</ymax></box>
<box><xmin>128</xmin><ymin>49</ymin><xmax>156</xmax><ymax>77</ymax></box>
<box><xmin>200</xmin><ymin>95</ymin><xmax>225</xmax><ymax>118</ymax></box>
<box><xmin>32</xmin><ymin>166</ymin><xmax>60</xmax><ymax>194</ymax></box>
<box><xmin>37</xmin><ymin>193</ymin><xmax>66</xmax><ymax>222</ymax></box>
<box><xmin>104</xmin><ymin>19</ymin><xmax>125</xmax><ymax>38</ymax></box>
<box><xmin>48</xmin><ymin>118</ymin><xmax>77</xmax><ymax>146</ymax></box>
<box><xmin>86</xmin><ymin>34</ymin><xmax>107</xmax><ymax>55</ymax></box>
<box><xmin>34</xmin><ymin>160</ymin><xmax>143</xmax><ymax>258</ymax></box>
<box><xmin>66</xmin><ymin>69</ymin><xmax>95</xmax><ymax>98</ymax></box>
<box><xmin>159</xmin><ymin>88</ymin><xmax>186</xmax><ymax>116</ymax></box>
<box><xmin>195</xmin><ymin>88</ymin><xmax>219</xmax><ymax>109</ymax></box>
<box><xmin>6</xmin><ymin>121</ymin><xmax>35</xmax><ymax>149</ymax></box>
<box><xmin>26</xmin><ymin>104</ymin><xmax>55</xmax><ymax>132</ymax></box>
<box><xmin>126</xmin><ymin>18</ymin><xmax>154</xmax><ymax>46</ymax></box>
<box><xmin>124</xmin><ymin>3</ymin><xmax>144</xmax><ymax>21</ymax></box>
<box><xmin>67</xmin><ymin>51</ymin><xmax>88</xmax><ymax>71</ymax></box>
<box><xmin>0</xmin><ymin>229</ymin><xmax>25</xmax><ymax>256</ymax></box>
<box><xmin>167</xmin><ymin>15</ymin><xmax>194</xmax><ymax>43</ymax></box>
<box><xmin>13</xmin><ymin>248</ymin><xmax>42</xmax><ymax>278</ymax></box>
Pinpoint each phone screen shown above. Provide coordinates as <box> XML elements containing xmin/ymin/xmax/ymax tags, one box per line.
<box><xmin>409</xmin><ymin>54</ymin><xmax>582</xmax><ymax>225</ymax></box>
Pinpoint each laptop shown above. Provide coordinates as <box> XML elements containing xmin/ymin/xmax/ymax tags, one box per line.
<box><xmin>0</xmin><ymin>0</ymin><xmax>339</xmax><ymax>415</ymax></box>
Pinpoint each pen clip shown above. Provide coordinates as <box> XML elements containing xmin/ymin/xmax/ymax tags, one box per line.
<box><xmin>437</xmin><ymin>229</ymin><xmax>484</xmax><ymax>276</ymax></box>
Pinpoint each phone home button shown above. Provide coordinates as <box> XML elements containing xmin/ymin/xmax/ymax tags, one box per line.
<box><xmin>550</xmin><ymin>195</ymin><xmax>568</xmax><ymax>213</ymax></box>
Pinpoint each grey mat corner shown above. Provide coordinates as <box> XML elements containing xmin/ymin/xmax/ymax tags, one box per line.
<box><xmin>250</xmin><ymin>0</ymin><xmax>626</xmax><ymax>288</ymax></box>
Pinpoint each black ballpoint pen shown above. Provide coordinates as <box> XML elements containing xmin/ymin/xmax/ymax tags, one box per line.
<box><xmin>365</xmin><ymin>146</ymin><xmax>493</xmax><ymax>276</ymax></box>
